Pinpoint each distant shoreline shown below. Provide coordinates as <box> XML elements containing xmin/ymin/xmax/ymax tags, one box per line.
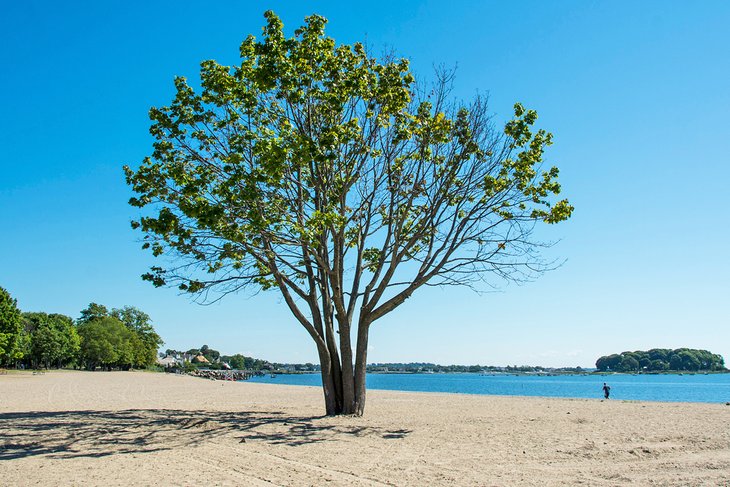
<box><xmin>269</xmin><ymin>369</ymin><xmax>729</xmax><ymax>376</ymax></box>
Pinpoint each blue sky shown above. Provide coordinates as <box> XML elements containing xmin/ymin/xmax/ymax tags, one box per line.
<box><xmin>1</xmin><ymin>1</ymin><xmax>728</xmax><ymax>367</ymax></box>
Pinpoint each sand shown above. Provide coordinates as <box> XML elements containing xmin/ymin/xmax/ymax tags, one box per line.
<box><xmin>0</xmin><ymin>371</ymin><xmax>728</xmax><ymax>486</ymax></box>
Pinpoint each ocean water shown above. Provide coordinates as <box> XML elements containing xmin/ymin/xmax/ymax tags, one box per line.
<box><xmin>246</xmin><ymin>372</ymin><xmax>730</xmax><ymax>403</ymax></box>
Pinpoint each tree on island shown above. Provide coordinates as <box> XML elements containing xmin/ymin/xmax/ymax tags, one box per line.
<box><xmin>125</xmin><ymin>12</ymin><xmax>572</xmax><ymax>415</ymax></box>
<box><xmin>596</xmin><ymin>349</ymin><xmax>725</xmax><ymax>372</ymax></box>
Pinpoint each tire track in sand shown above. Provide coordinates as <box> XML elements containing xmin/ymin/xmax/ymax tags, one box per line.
<box><xmin>183</xmin><ymin>453</ymin><xmax>281</xmax><ymax>486</ymax></box>
<box><xmin>209</xmin><ymin>438</ymin><xmax>397</xmax><ymax>486</ymax></box>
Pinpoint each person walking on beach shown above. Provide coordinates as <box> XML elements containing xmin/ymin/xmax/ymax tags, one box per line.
<box><xmin>602</xmin><ymin>382</ymin><xmax>611</xmax><ymax>399</ymax></box>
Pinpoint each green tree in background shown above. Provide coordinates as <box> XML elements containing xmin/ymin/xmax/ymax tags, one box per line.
<box><xmin>78</xmin><ymin>303</ymin><xmax>109</xmax><ymax>324</ymax></box>
<box><xmin>110</xmin><ymin>306</ymin><xmax>164</xmax><ymax>366</ymax></box>
<box><xmin>596</xmin><ymin>348</ymin><xmax>725</xmax><ymax>372</ymax></box>
<box><xmin>620</xmin><ymin>355</ymin><xmax>640</xmax><ymax>372</ymax></box>
<box><xmin>220</xmin><ymin>353</ymin><xmax>268</xmax><ymax>370</ymax></box>
<box><xmin>227</xmin><ymin>354</ymin><xmax>247</xmax><ymax>370</ymax></box>
<box><xmin>0</xmin><ymin>286</ymin><xmax>23</xmax><ymax>365</ymax></box>
<box><xmin>648</xmin><ymin>348</ymin><xmax>670</xmax><ymax>363</ymax></box>
<box><xmin>125</xmin><ymin>12</ymin><xmax>573</xmax><ymax>415</ymax></box>
<box><xmin>77</xmin><ymin>303</ymin><xmax>163</xmax><ymax>368</ymax></box>
<box><xmin>650</xmin><ymin>359</ymin><xmax>667</xmax><ymax>371</ymax></box>
<box><xmin>77</xmin><ymin>316</ymin><xmax>141</xmax><ymax>370</ymax></box>
<box><xmin>677</xmin><ymin>350</ymin><xmax>701</xmax><ymax>371</ymax></box>
<box><xmin>3</xmin><ymin>299</ymin><xmax>163</xmax><ymax>370</ymax></box>
<box><xmin>595</xmin><ymin>353</ymin><xmax>621</xmax><ymax>372</ymax></box>
<box><xmin>668</xmin><ymin>353</ymin><xmax>683</xmax><ymax>370</ymax></box>
<box><xmin>22</xmin><ymin>313</ymin><xmax>80</xmax><ymax>369</ymax></box>
<box><xmin>199</xmin><ymin>344</ymin><xmax>220</xmax><ymax>362</ymax></box>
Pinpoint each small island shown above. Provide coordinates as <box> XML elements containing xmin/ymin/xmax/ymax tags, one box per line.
<box><xmin>595</xmin><ymin>348</ymin><xmax>726</xmax><ymax>373</ymax></box>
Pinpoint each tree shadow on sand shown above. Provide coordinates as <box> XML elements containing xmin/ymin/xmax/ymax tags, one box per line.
<box><xmin>0</xmin><ymin>409</ymin><xmax>411</xmax><ymax>460</ymax></box>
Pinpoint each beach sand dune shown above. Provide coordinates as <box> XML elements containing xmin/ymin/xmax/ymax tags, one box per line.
<box><xmin>1</xmin><ymin>371</ymin><xmax>728</xmax><ymax>486</ymax></box>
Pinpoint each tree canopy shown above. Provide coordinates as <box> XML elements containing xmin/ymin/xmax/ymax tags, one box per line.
<box><xmin>124</xmin><ymin>11</ymin><xmax>572</xmax><ymax>415</ymax></box>
<box><xmin>595</xmin><ymin>349</ymin><xmax>725</xmax><ymax>372</ymax></box>
<box><xmin>23</xmin><ymin>312</ymin><xmax>80</xmax><ymax>369</ymax></box>
<box><xmin>76</xmin><ymin>303</ymin><xmax>163</xmax><ymax>369</ymax></box>
<box><xmin>78</xmin><ymin>302</ymin><xmax>110</xmax><ymax>324</ymax></box>
<box><xmin>0</xmin><ymin>286</ymin><xmax>23</xmax><ymax>365</ymax></box>
<box><xmin>220</xmin><ymin>353</ymin><xmax>268</xmax><ymax>370</ymax></box>
<box><xmin>110</xmin><ymin>306</ymin><xmax>164</xmax><ymax>365</ymax></box>
<box><xmin>77</xmin><ymin>317</ymin><xmax>141</xmax><ymax>370</ymax></box>
<box><xmin>2</xmin><ymin>298</ymin><xmax>164</xmax><ymax>371</ymax></box>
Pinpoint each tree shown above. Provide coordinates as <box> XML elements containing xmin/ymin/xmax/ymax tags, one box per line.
<box><xmin>668</xmin><ymin>353</ymin><xmax>681</xmax><ymax>370</ymax></box>
<box><xmin>124</xmin><ymin>12</ymin><xmax>572</xmax><ymax>415</ymax></box>
<box><xmin>78</xmin><ymin>303</ymin><xmax>109</xmax><ymax>324</ymax></box>
<box><xmin>227</xmin><ymin>353</ymin><xmax>246</xmax><ymax>370</ymax></box>
<box><xmin>0</xmin><ymin>286</ymin><xmax>23</xmax><ymax>365</ymax></box>
<box><xmin>111</xmin><ymin>306</ymin><xmax>164</xmax><ymax>366</ymax></box>
<box><xmin>619</xmin><ymin>355</ymin><xmax>640</xmax><ymax>372</ymax></box>
<box><xmin>22</xmin><ymin>313</ymin><xmax>80</xmax><ymax>369</ymax></box>
<box><xmin>596</xmin><ymin>353</ymin><xmax>622</xmax><ymax>372</ymax></box>
<box><xmin>647</xmin><ymin>348</ymin><xmax>670</xmax><ymax>362</ymax></box>
<box><xmin>678</xmin><ymin>350</ymin><xmax>700</xmax><ymax>371</ymax></box>
<box><xmin>77</xmin><ymin>316</ymin><xmax>139</xmax><ymax>370</ymax></box>
<box><xmin>638</xmin><ymin>356</ymin><xmax>651</xmax><ymax>370</ymax></box>
<box><xmin>712</xmin><ymin>353</ymin><xmax>725</xmax><ymax>371</ymax></box>
<box><xmin>30</xmin><ymin>321</ymin><xmax>63</xmax><ymax>368</ymax></box>
<box><xmin>77</xmin><ymin>303</ymin><xmax>163</xmax><ymax>368</ymax></box>
<box><xmin>649</xmin><ymin>359</ymin><xmax>667</xmax><ymax>371</ymax></box>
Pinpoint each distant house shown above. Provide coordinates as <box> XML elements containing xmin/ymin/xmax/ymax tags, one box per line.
<box><xmin>157</xmin><ymin>355</ymin><xmax>179</xmax><ymax>368</ymax></box>
<box><xmin>192</xmin><ymin>354</ymin><xmax>210</xmax><ymax>364</ymax></box>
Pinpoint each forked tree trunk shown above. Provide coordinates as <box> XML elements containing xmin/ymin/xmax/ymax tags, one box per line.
<box><xmin>318</xmin><ymin>320</ymin><xmax>370</xmax><ymax>416</ymax></box>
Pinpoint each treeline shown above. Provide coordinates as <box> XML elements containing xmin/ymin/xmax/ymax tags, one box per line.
<box><xmin>366</xmin><ymin>363</ymin><xmax>586</xmax><ymax>373</ymax></box>
<box><xmin>596</xmin><ymin>349</ymin><xmax>726</xmax><ymax>372</ymax></box>
<box><xmin>0</xmin><ymin>286</ymin><xmax>163</xmax><ymax>370</ymax></box>
<box><xmin>369</xmin><ymin>363</ymin><xmax>485</xmax><ymax>373</ymax></box>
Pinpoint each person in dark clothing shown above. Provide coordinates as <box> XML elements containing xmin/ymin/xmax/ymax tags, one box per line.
<box><xmin>602</xmin><ymin>382</ymin><xmax>611</xmax><ymax>399</ymax></box>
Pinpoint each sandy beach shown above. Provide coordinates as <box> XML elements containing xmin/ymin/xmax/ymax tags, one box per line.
<box><xmin>0</xmin><ymin>371</ymin><xmax>728</xmax><ymax>486</ymax></box>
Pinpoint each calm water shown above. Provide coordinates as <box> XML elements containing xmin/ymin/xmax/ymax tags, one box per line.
<box><xmin>247</xmin><ymin>372</ymin><xmax>730</xmax><ymax>403</ymax></box>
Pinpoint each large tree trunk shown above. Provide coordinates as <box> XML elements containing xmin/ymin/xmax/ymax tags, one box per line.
<box><xmin>338</xmin><ymin>322</ymin><xmax>356</xmax><ymax>414</ymax></box>
<box><xmin>317</xmin><ymin>319</ymin><xmax>370</xmax><ymax>417</ymax></box>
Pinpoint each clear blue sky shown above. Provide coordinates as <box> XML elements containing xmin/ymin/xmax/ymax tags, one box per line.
<box><xmin>2</xmin><ymin>1</ymin><xmax>728</xmax><ymax>367</ymax></box>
